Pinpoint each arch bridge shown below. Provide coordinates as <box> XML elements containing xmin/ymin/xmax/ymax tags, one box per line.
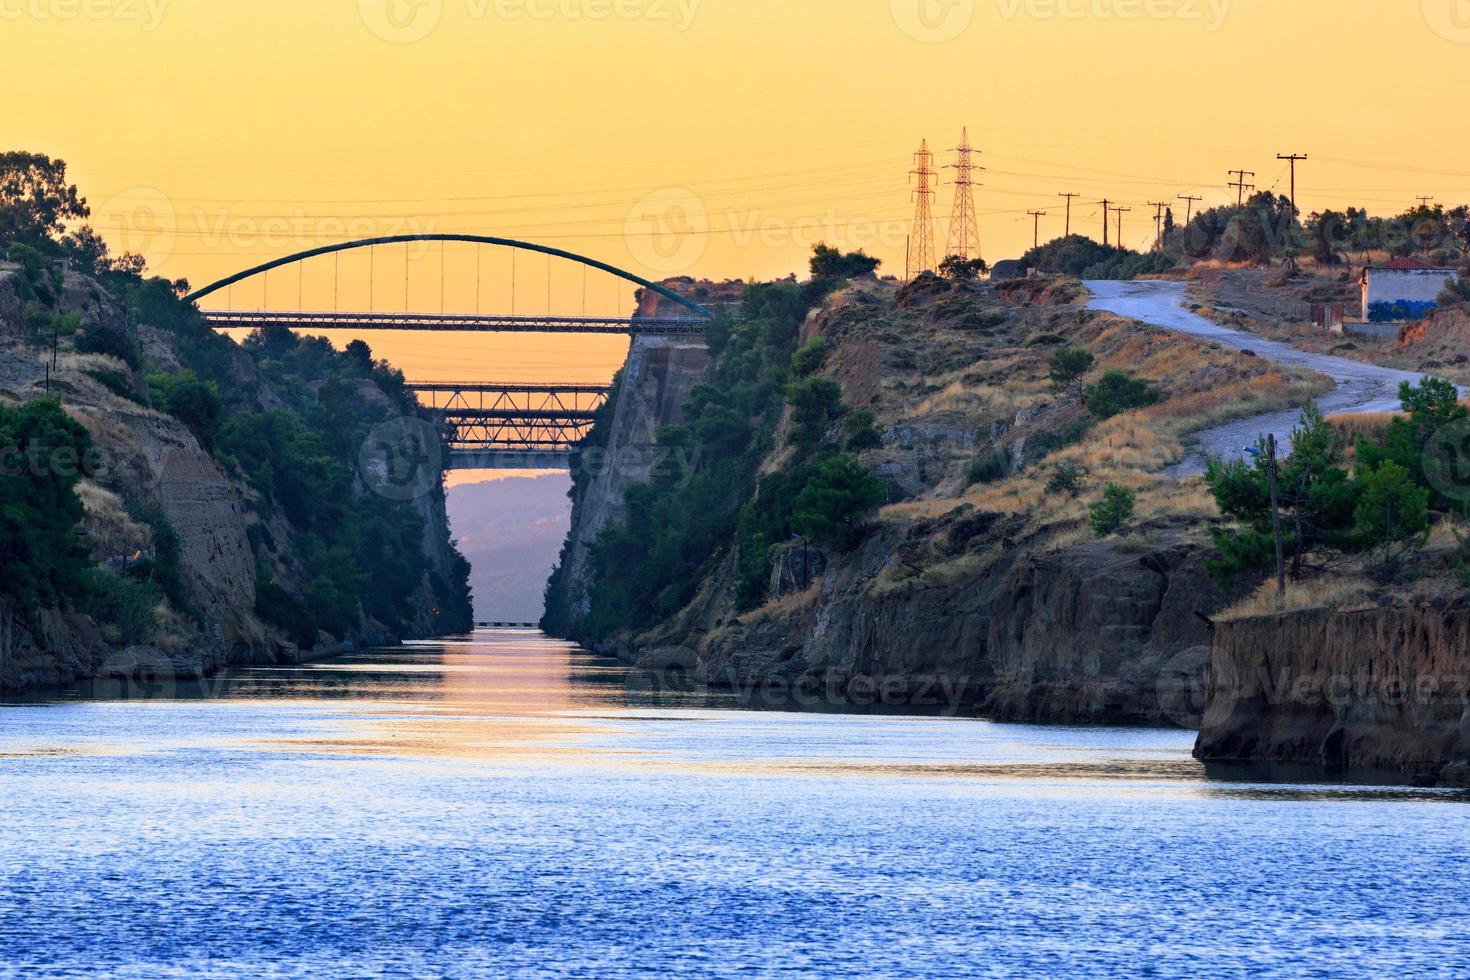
<box><xmin>188</xmin><ymin>235</ymin><xmax>712</xmax><ymax>469</ymax></box>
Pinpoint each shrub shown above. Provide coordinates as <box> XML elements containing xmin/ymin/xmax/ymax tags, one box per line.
<box><xmin>792</xmin><ymin>454</ymin><xmax>885</xmax><ymax>552</ymax></box>
<box><xmin>787</xmin><ymin>377</ymin><xmax>846</xmax><ymax>453</ymax></box>
<box><xmin>1090</xmin><ymin>483</ymin><xmax>1136</xmax><ymax>536</ymax></box>
<box><xmin>791</xmin><ymin>338</ymin><xmax>828</xmax><ymax>378</ymax></box>
<box><xmin>1049</xmin><ymin>348</ymin><xmax>1095</xmax><ymax>396</ymax></box>
<box><xmin>1045</xmin><ymin>462</ymin><xmax>1090</xmax><ymax>498</ymax></box>
<box><xmin>843</xmin><ymin>410</ymin><xmax>882</xmax><ymax>451</ymax></box>
<box><xmin>75</xmin><ymin>326</ymin><xmax>140</xmax><ymax>370</ymax></box>
<box><xmin>1085</xmin><ymin>370</ymin><xmax>1164</xmax><ymax>419</ymax></box>
<box><xmin>966</xmin><ymin>446</ymin><xmax>1013</xmax><ymax>486</ymax></box>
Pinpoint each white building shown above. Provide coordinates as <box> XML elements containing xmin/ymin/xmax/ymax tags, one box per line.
<box><xmin>1359</xmin><ymin>258</ymin><xmax>1459</xmax><ymax>322</ymax></box>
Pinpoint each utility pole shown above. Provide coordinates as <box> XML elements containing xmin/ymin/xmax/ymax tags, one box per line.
<box><xmin>1027</xmin><ymin>210</ymin><xmax>1047</xmax><ymax>249</ymax></box>
<box><xmin>1178</xmin><ymin>194</ymin><xmax>1202</xmax><ymax>226</ymax></box>
<box><xmin>1228</xmin><ymin>169</ymin><xmax>1256</xmax><ymax>208</ymax></box>
<box><xmin>945</xmin><ymin>128</ymin><xmax>983</xmax><ymax>261</ymax></box>
<box><xmin>1114</xmin><ymin>207</ymin><xmax>1132</xmax><ymax>249</ymax></box>
<box><xmin>1059</xmin><ymin>191</ymin><xmax>1080</xmax><ymax>237</ymax></box>
<box><xmin>1099</xmin><ymin>198</ymin><xmax>1112</xmax><ymax>246</ymax></box>
<box><xmin>1277</xmin><ymin>153</ymin><xmax>1307</xmax><ymax>218</ymax></box>
<box><xmin>1149</xmin><ymin>201</ymin><xmax>1169</xmax><ymax>251</ymax></box>
<box><xmin>908</xmin><ymin>140</ymin><xmax>938</xmax><ymax>279</ymax></box>
<box><xmin>1417</xmin><ymin>195</ymin><xmax>1435</xmax><ymax>209</ymax></box>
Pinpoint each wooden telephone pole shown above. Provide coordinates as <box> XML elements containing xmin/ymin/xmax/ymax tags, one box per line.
<box><xmin>1177</xmin><ymin>194</ymin><xmax>1202</xmax><ymax>226</ymax></box>
<box><xmin>1228</xmin><ymin>169</ymin><xmax>1256</xmax><ymax>208</ymax></box>
<box><xmin>1149</xmin><ymin>202</ymin><xmax>1169</xmax><ymax>251</ymax></box>
<box><xmin>1058</xmin><ymin>191</ymin><xmax>1080</xmax><ymax>237</ymax></box>
<box><xmin>1277</xmin><ymin>153</ymin><xmax>1307</xmax><ymax>217</ymax></box>
<box><xmin>1099</xmin><ymin>199</ymin><xmax>1112</xmax><ymax>246</ymax></box>
<box><xmin>1027</xmin><ymin>210</ymin><xmax>1047</xmax><ymax>249</ymax></box>
<box><xmin>1114</xmin><ymin>207</ymin><xmax>1132</xmax><ymax>249</ymax></box>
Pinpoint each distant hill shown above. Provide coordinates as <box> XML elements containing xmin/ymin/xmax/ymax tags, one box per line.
<box><xmin>447</xmin><ymin>475</ymin><xmax>572</xmax><ymax>622</ymax></box>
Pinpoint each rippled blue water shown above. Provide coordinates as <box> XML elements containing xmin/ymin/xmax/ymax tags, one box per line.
<box><xmin>2</xmin><ymin>632</ymin><xmax>1468</xmax><ymax>978</ymax></box>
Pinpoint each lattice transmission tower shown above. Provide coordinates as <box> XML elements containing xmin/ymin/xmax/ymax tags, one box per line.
<box><xmin>945</xmin><ymin>128</ymin><xmax>983</xmax><ymax>261</ymax></box>
<box><xmin>908</xmin><ymin>140</ymin><xmax>938</xmax><ymax>280</ymax></box>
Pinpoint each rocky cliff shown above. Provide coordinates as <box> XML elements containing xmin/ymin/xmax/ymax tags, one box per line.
<box><xmin>547</xmin><ymin>274</ymin><xmax>1245</xmax><ymax>723</ymax></box>
<box><xmin>545</xmin><ymin>332</ymin><xmax>710</xmax><ymax>639</ymax></box>
<box><xmin>0</xmin><ymin>263</ymin><xmax>470</xmax><ymax>693</ymax></box>
<box><xmin>1195</xmin><ymin>605</ymin><xmax>1470</xmax><ymax>786</ymax></box>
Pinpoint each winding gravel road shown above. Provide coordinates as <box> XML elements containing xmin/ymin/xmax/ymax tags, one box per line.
<box><xmin>1084</xmin><ymin>280</ymin><xmax>1425</xmax><ymax>474</ymax></box>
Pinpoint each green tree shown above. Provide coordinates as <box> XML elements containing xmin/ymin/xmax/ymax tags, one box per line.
<box><xmin>810</xmin><ymin>244</ymin><xmax>881</xmax><ymax>279</ymax></box>
<box><xmin>787</xmin><ymin>377</ymin><xmax>846</xmax><ymax>453</ymax></box>
<box><xmin>1358</xmin><ymin>377</ymin><xmax>1468</xmax><ymax>509</ymax></box>
<box><xmin>1049</xmin><ymin>348</ymin><xmax>1095</xmax><ymax>398</ymax></box>
<box><xmin>843</xmin><ymin>410</ymin><xmax>882</xmax><ymax>452</ymax></box>
<box><xmin>938</xmin><ymin>255</ymin><xmax>990</xmax><ymax>281</ymax></box>
<box><xmin>0</xmin><ymin>152</ymin><xmax>89</xmax><ymax>245</ymax></box>
<box><xmin>791</xmin><ymin>338</ymin><xmax>828</xmax><ymax>378</ymax></box>
<box><xmin>1085</xmin><ymin>370</ymin><xmax>1164</xmax><ymax>418</ymax></box>
<box><xmin>1353</xmin><ymin>461</ymin><xmax>1430</xmax><ymax>578</ymax></box>
<box><xmin>0</xmin><ymin>399</ymin><xmax>95</xmax><ymax>614</ymax></box>
<box><xmin>148</xmin><ymin>370</ymin><xmax>224</xmax><ymax>451</ymax></box>
<box><xmin>1206</xmin><ymin>404</ymin><xmax>1359</xmax><ymax>586</ymax></box>
<box><xmin>1089</xmin><ymin>483</ymin><xmax>1136</xmax><ymax>537</ymax></box>
<box><xmin>792</xmin><ymin>454</ymin><xmax>885</xmax><ymax>551</ymax></box>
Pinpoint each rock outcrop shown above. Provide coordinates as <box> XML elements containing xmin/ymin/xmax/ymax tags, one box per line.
<box><xmin>634</xmin><ymin>517</ymin><xmax>1217</xmax><ymax>723</ymax></box>
<box><xmin>1195</xmin><ymin>605</ymin><xmax>1470</xmax><ymax>786</ymax></box>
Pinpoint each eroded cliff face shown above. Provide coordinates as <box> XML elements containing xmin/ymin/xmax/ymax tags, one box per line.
<box><xmin>1195</xmin><ymin>606</ymin><xmax>1470</xmax><ymax>786</ymax></box>
<box><xmin>633</xmin><ymin>510</ymin><xmax>1216</xmax><ymax>724</ymax></box>
<box><xmin>546</xmin><ymin>332</ymin><xmax>709</xmax><ymax>640</ymax></box>
<box><xmin>553</xmin><ymin>276</ymin><xmax>1229</xmax><ymax>724</ymax></box>
<box><xmin>0</xmin><ymin>268</ymin><xmax>468</xmax><ymax>693</ymax></box>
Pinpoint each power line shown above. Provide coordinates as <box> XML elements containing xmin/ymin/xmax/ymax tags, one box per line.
<box><xmin>1228</xmin><ymin>169</ymin><xmax>1256</xmax><ymax>208</ymax></box>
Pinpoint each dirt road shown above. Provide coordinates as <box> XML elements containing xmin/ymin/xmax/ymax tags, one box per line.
<box><xmin>1084</xmin><ymin>280</ymin><xmax>1424</xmax><ymax>474</ymax></box>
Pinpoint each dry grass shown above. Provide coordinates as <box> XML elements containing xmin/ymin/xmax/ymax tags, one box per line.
<box><xmin>1217</xmin><ymin>576</ymin><xmax>1376</xmax><ymax>622</ymax></box>
<box><xmin>1327</xmin><ymin>412</ymin><xmax>1399</xmax><ymax>444</ymax></box>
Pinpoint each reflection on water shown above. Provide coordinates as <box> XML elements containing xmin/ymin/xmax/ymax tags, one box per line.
<box><xmin>2</xmin><ymin>631</ymin><xmax>1469</xmax><ymax>978</ymax></box>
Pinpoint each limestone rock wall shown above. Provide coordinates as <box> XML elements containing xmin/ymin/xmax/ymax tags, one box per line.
<box><xmin>1195</xmin><ymin>606</ymin><xmax>1470</xmax><ymax>786</ymax></box>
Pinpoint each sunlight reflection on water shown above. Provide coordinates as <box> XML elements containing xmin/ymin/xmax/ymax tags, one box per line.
<box><xmin>2</xmin><ymin>631</ymin><xmax>1468</xmax><ymax>978</ymax></box>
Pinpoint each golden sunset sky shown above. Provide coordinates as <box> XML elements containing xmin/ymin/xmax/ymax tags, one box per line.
<box><xmin>6</xmin><ymin>0</ymin><xmax>1470</xmax><ymax>385</ymax></box>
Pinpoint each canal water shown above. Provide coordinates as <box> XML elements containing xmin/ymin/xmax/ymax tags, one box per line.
<box><xmin>2</xmin><ymin>631</ymin><xmax>1468</xmax><ymax>977</ymax></box>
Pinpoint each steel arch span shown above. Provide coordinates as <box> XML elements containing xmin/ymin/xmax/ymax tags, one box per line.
<box><xmin>183</xmin><ymin>234</ymin><xmax>715</xmax><ymax>318</ymax></box>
